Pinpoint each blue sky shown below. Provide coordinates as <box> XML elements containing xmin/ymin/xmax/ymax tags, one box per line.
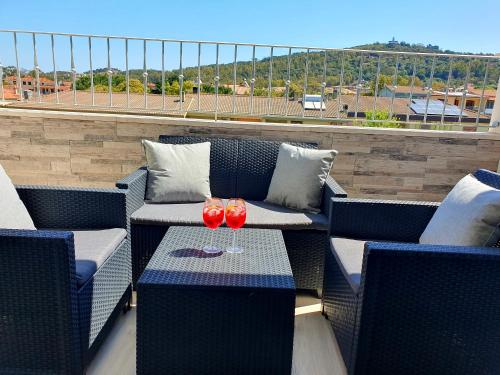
<box><xmin>1</xmin><ymin>0</ymin><xmax>499</xmax><ymax>72</ymax></box>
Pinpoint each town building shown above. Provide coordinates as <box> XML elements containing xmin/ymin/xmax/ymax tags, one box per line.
<box><xmin>4</xmin><ymin>76</ymin><xmax>72</xmax><ymax>96</ymax></box>
<box><xmin>379</xmin><ymin>85</ymin><xmax>428</xmax><ymax>99</ymax></box>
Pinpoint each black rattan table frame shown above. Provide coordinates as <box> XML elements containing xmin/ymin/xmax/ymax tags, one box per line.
<box><xmin>137</xmin><ymin>226</ymin><xmax>296</xmax><ymax>375</ymax></box>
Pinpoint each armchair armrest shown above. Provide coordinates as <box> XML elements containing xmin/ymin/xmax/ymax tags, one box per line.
<box><xmin>116</xmin><ymin>167</ymin><xmax>147</xmax><ymax>231</ymax></box>
<box><xmin>321</xmin><ymin>176</ymin><xmax>348</xmax><ymax>215</ymax></box>
<box><xmin>354</xmin><ymin>241</ymin><xmax>500</xmax><ymax>374</ymax></box>
<box><xmin>116</xmin><ymin>166</ymin><xmax>147</xmax><ymax>194</ymax></box>
<box><xmin>329</xmin><ymin>198</ymin><xmax>439</xmax><ymax>242</ymax></box>
<box><xmin>16</xmin><ymin>185</ymin><xmax>127</xmax><ymax>230</ymax></box>
<box><xmin>0</xmin><ymin>229</ymin><xmax>82</xmax><ymax>373</ymax></box>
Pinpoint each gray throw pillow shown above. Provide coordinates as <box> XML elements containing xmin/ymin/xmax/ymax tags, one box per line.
<box><xmin>265</xmin><ymin>143</ymin><xmax>337</xmax><ymax>213</ymax></box>
<box><xmin>0</xmin><ymin>163</ymin><xmax>36</xmax><ymax>230</ymax></box>
<box><xmin>143</xmin><ymin>140</ymin><xmax>211</xmax><ymax>203</ymax></box>
<box><xmin>420</xmin><ymin>174</ymin><xmax>500</xmax><ymax>247</ymax></box>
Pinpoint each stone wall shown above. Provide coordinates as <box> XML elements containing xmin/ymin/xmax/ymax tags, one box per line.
<box><xmin>0</xmin><ymin>108</ymin><xmax>498</xmax><ymax>201</ymax></box>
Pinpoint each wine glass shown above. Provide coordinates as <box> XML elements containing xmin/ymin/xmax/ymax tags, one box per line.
<box><xmin>225</xmin><ymin>198</ymin><xmax>246</xmax><ymax>253</ymax></box>
<box><xmin>202</xmin><ymin>197</ymin><xmax>224</xmax><ymax>253</ymax></box>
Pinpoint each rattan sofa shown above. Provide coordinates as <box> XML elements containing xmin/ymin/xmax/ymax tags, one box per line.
<box><xmin>322</xmin><ymin>169</ymin><xmax>500</xmax><ymax>375</ymax></box>
<box><xmin>117</xmin><ymin>135</ymin><xmax>347</xmax><ymax>292</ymax></box>
<box><xmin>0</xmin><ymin>185</ymin><xmax>136</xmax><ymax>374</ymax></box>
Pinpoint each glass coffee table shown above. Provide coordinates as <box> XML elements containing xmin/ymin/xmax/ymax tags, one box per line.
<box><xmin>137</xmin><ymin>226</ymin><xmax>296</xmax><ymax>374</ymax></box>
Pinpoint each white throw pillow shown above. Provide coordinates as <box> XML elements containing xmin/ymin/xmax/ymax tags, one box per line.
<box><xmin>420</xmin><ymin>174</ymin><xmax>500</xmax><ymax>247</ymax></box>
<box><xmin>265</xmin><ymin>143</ymin><xmax>337</xmax><ymax>213</ymax></box>
<box><xmin>143</xmin><ymin>140</ymin><xmax>211</xmax><ymax>203</ymax></box>
<box><xmin>0</xmin><ymin>164</ymin><xmax>36</xmax><ymax>230</ymax></box>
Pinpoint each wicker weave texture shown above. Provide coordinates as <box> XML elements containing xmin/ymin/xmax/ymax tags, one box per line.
<box><xmin>0</xmin><ymin>230</ymin><xmax>82</xmax><ymax>374</ymax></box>
<box><xmin>329</xmin><ymin>198</ymin><xmax>439</xmax><ymax>242</ymax></box>
<box><xmin>322</xmin><ymin>241</ymin><xmax>358</xmax><ymax>372</ymax></box>
<box><xmin>1</xmin><ymin>184</ymin><xmax>134</xmax><ymax>374</ymax></box>
<box><xmin>283</xmin><ymin>229</ymin><xmax>327</xmax><ymax>291</ymax></box>
<box><xmin>78</xmin><ymin>239</ymin><xmax>131</xmax><ymax>354</ymax></box>
<box><xmin>132</xmin><ymin>224</ymin><xmax>327</xmax><ymax>290</ymax></box>
<box><xmin>131</xmin><ymin>224</ymin><xmax>168</xmax><ymax>286</ymax></box>
<box><xmin>473</xmin><ymin>168</ymin><xmax>500</xmax><ymax>189</ymax></box>
<box><xmin>354</xmin><ymin>243</ymin><xmax>500</xmax><ymax>375</ymax></box>
<box><xmin>116</xmin><ymin>168</ymin><xmax>148</xmax><ymax>235</ymax></box>
<box><xmin>137</xmin><ymin>226</ymin><xmax>295</xmax><ymax>375</ymax></box>
<box><xmin>17</xmin><ymin>185</ymin><xmax>127</xmax><ymax>230</ymax></box>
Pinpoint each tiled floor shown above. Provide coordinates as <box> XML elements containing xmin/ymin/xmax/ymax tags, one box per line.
<box><xmin>87</xmin><ymin>292</ymin><xmax>346</xmax><ymax>375</ymax></box>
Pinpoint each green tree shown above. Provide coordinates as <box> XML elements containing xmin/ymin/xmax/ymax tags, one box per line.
<box><xmin>253</xmin><ymin>87</ymin><xmax>268</xmax><ymax>96</ymax></box>
<box><xmin>75</xmin><ymin>75</ymin><xmax>91</xmax><ymax>90</ymax></box>
<box><xmin>169</xmin><ymin>80</ymin><xmax>180</xmax><ymax>95</ymax></box>
<box><xmin>183</xmin><ymin>80</ymin><xmax>194</xmax><ymax>93</ymax></box>
<box><xmin>94</xmin><ymin>84</ymin><xmax>108</xmax><ymax>93</ymax></box>
<box><xmin>129</xmin><ymin>79</ymin><xmax>144</xmax><ymax>93</ymax></box>
<box><xmin>288</xmin><ymin>82</ymin><xmax>303</xmax><ymax>99</ymax></box>
<box><xmin>363</xmin><ymin>110</ymin><xmax>403</xmax><ymax>128</ymax></box>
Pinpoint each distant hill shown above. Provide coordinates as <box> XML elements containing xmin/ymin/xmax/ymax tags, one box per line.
<box><xmin>140</xmin><ymin>42</ymin><xmax>498</xmax><ymax>91</ymax></box>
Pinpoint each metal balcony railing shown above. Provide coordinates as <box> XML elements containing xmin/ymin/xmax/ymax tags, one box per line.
<box><xmin>0</xmin><ymin>29</ymin><xmax>499</xmax><ymax>130</ymax></box>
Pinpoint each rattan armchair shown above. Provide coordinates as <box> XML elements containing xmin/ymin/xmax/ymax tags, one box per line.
<box><xmin>323</xmin><ymin>169</ymin><xmax>500</xmax><ymax>375</ymax></box>
<box><xmin>0</xmin><ymin>185</ymin><xmax>135</xmax><ymax>374</ymax></box>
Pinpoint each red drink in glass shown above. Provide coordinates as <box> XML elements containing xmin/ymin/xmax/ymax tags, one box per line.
<box><xmin>226</xmin><ymin>205</ymin><xmax>247</xmax><ymax>229</ymax></box>
<box><xmin>226</xmin><ymin>198</ymin><xmax>246</xmax><ymax>253</ymax></box>
<box><xmin>202</xmin><ymin>205</ymin><xmax>224</xmax><ymax>229</ymax></box>
<box><xmin>202</xmin><ymin>198</ymin><xmax>224</xmax><ymax>253</ymax></box>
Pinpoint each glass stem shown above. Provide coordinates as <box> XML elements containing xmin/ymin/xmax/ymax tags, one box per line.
<box><xmin>210</xmin><ymin>229</ymin><xmax>214</xmax><ymax>248</ymax></box>
<box><xmin>232</xmin><ymin>230</ymin><xmax>236</xmax><ymax>249</ymax></box>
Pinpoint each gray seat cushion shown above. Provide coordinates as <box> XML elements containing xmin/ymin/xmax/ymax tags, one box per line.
<box><xmin>131</xmin><ymin>200</ymin><xmax>328</xmax><ymax>230</ymax></box>
<box><xmin>330</xmin><ymin>237</ymin><xmax>366</xmax><ymax>295</ymax></box>
<box><xmin>72</xmin><ymin>228</ymin><xmax>127</xmax><ymax>287</ymax></box>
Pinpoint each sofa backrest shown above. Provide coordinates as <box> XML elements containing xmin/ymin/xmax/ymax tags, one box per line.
<box><xmin>473</xmin><ymin>169</ymin><xmax>500</xmax><ymax>190</ymax></box>
<box><xmin>158</xmin><ymin>135</ymin><xmax>317</xmax><ymax>200</ymax></box>
<box><xmin>472</xmin><ymin>169</ymin><xmax>500</xmax><ymax>248</ymax></box>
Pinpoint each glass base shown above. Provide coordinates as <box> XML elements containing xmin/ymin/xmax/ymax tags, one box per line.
<box><xmin>226</xmin><ymin>246</ymin><xmax>243</xmax><ymax>254</ymax></box>
<box><xmin>202</xmin><ymin>245</ymin><xmax>222</xmax><ymax>254</ymax></box>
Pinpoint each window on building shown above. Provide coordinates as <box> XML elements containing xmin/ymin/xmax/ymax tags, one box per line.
<box><xmin>465</xmin><ymin>100</ymin><xmax>475</xmax><ymax>109</ymax></box>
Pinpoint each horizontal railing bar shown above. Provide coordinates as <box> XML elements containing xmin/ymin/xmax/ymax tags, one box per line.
<box><xmin>1</xmin><ymin>29</ymin><xmax>499</xmax><ymax>59</ymax></box>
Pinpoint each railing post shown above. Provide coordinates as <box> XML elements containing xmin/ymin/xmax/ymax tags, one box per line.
<box><xmin>143</xmin><ymin>40</ymin><xmax>148</xmax><ymax>109</ymax></box>
<box><xmin>88</xmin><ymin>37</ymin><xmax>94</xmax><ymax>106</ymax></box>
<box><xmin>179</xmin><ymin>42</ymin><xmax>184</xmax><ymax>111</ymax></box>
<box><xmin>161</xmin><ymin>41</ymin><xmax>166</xmax><ymax>111</ymax></box>
<box><xmin>13</xmin><ymin>32</ymin><xmax>22</xmax><ymax>101</ymax></box>
<box><xmin>0</xmin><ymin>61</ymin><xmax>4</xmax><ymax>102</ymax></box>
<box><xmin>51</xmin><ymin>34</ymin><xmax>59</xmax><ymax>104</ymax></box>
<box><xmin>197</xmin><ymin>42</ymin><xmax>201</xmax><ymax>111</ymax></box>
<box><xmin>107</xmin><ymin>37</ymin><xmax>112</xmax><ymax>107</ymax></box>
<box><xmin>489</xmin><ymin>76</ymin><xmax>500</xmax><ymax>133</ymax></box>
<box><xmin>125</xmin><ymin>38</ymin><xmax>129</xmax><ymax>108</ymax></box>
<box><xmin>70</xmin><ymin>35</ymin><xmax>76</xmax><ymax>105</ymax></box>
<box><xmin>32</xmin><ymin>33</ymin><xmax>41</xmax><ymax>103</ymax></box>
<box><xmin>249</xmin><ymin>45</ymin><xmax>256</xmax><ymax>115</ymax></box>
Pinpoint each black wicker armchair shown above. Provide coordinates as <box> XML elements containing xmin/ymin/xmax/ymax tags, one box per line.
<box><xmin>0</xmin><ymin>185</ymin><xmax>135</xmax><ymax>374</ymax></box>
<box><xmin>117</xmin><ymin>135</ymin><xmax>347</xmax><ymax>292</ymax></box>
<box><xmin>322</xmin><ymin>169</ymin><xmax>500</xmax><ymax>375</ymax></box>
